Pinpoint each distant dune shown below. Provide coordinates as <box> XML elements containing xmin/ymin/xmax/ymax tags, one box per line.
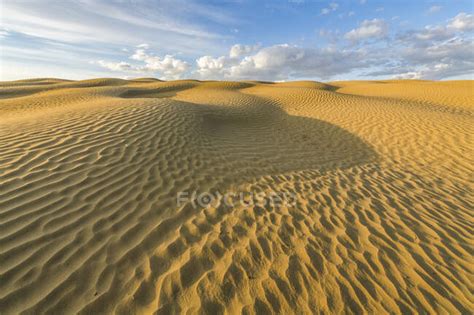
<box><xmin>0</xmin><ymin>79</ymin><xmax>473</xmax><ymax>314</ymax></box>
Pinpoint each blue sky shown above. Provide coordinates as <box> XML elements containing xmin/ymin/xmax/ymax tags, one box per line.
<box><xmin>1</xmin><ymin>0</ymin><xmax>473</xmax><ymax>81</ymax></box>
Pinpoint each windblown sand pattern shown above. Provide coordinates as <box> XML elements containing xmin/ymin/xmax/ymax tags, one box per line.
<box><xmin>0</xmin><ymin>79</ymin><xmax>473</xmax><ymax>314</ymax></box>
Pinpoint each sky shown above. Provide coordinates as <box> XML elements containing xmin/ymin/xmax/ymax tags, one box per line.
<box><xmin>1</xmin><ymin>0</ymin><xmax>473</xmax><ymax>81</ymax></box>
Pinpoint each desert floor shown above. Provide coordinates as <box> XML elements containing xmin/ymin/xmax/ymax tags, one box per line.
<box><xmin>0</xmin><ymin>79</ymin><xmax>473</xmax><ymax>314</ymax></box>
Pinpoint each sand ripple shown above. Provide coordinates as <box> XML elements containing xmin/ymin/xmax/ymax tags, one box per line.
<box><xmin>0</xmin><ymin>79</ymin><xmax>473</xmax><ymax>314</ymax></box>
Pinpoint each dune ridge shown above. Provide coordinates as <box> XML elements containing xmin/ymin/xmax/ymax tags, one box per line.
<box><xmin>0</xmin><ymin>79</ymin><xmax>473</xmax><ymax>314</ymax></box>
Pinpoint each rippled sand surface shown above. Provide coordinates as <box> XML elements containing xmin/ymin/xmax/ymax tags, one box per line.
<box><xmin>0</xmin><ymin>78</ymin><xmax>473</xmax><ymax>314</ymax></box>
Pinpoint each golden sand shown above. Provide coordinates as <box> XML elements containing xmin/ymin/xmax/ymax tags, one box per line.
<box><xmin>0</xmin><ymin>79</ymin><xmax>473</xmax><ymax>314</ymax></box>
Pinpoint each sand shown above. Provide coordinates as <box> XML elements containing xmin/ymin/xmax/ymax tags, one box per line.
<box><xmin>0</xmin><ymin>78</ymin><xmax>473</xmax><ymax>314</ymax></box>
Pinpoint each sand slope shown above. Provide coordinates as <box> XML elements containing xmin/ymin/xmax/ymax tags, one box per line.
<box><xmin>0</xmin><ymin>79</ymin><xmax>473</xmax><ymax>314</ymax></box>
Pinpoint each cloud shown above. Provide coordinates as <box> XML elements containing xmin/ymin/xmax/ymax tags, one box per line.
<box><xmin>391</xmin><ymin>72</ymin><xmax>423</xmax><ymax>79</ymax></box>
<box><xmin>0</xmin><ymin>29</ymin><xmax>9</xmax><ymax>38</ymax></box>
<box><xmin>229</xmin><ymin>44</ymin><xmax>260</xmax><ymax>58</ymax></box>
<box><xmin>5</xmin><ymin>0</ymin><xmax>472</xmax><ymax>82</ymax></box>
<box><xmin>136</xmin><ymin>43</ymin><xmax>150</xmax><ymax>49</ymax></box>
<box><xmin>402</xmin><ymin>37</ymin><xmax>473</xmax><ymax>65</ymax></box>
<box><xmin>319</xmin><ymin>28</ymin><xmax>341</xmax><ymax>37</ymax></box>
<box><xmin>345</xmin><ymin>19</ymin><xmax>388</xmax><ymax>42</ymax></box>
<box><xmin>448</xmin><ymin>12</ymin><xmax>474</xmax><ymax>31</ymax></box>
<box><xmin>399</xmin><ymin>26</ymin><xmax>451</xmax><ymax>42</ymax></box>
<box><xmin>398</xmin><ymin>12</ymin><xmax>473</xmax><ymax>45</ymax></box>
<box><xmin>196</xmin><ymin>55</ymin><xmax>233</xmax><ymax>78</ymax></box>
<box><xmin>94</xmin><ymin>10</ymin><xmax>474</xmax><ymax>82</ymax></box>
<box><xmin>97</xmin><ymin>60</ymin><xmax>133</xmax><ymax>72</ymax></box>
<box><xmin>195</xmin><ymin>44</ymin><xmax>264</xmax><ymax>78</ymax></box>
<box><xmin>97</xmin><ymin>46</ymin><xmax>189</xmax><ymax>80</ymax></box>
<box><xmin>371</xmin><ymin>13</ymin><xmax>474</xmax><ymax>80</ymax></box>
<box><xmin>1</xmin><ymin>0</ymin><xmax>230</xmax><ymax>55</ymax></box>
<box><xmin>321</xmin><ymin>2</ymin><xmax>339</xmax><ymax>15</ymax></box>
<box><xmin>130</xmin><ymin>48</ymin><xmax>149</xmax><ymax>61</ymax></box>
<box><xmin>377</xmin><ymin>57</ymin><xmax>473</xmax><ymax>80</ymax></box>
<box><xmin>140</xmin><ymin>55</ymin><xmax>190</xmax><ymax>79</ymax></box>
<box><xmin>427</xmin><ymin>5</ymin><xmax>442</xmax><ymax>14</ymax></box>
<box><xmin>196</xmin><ymin>44</ymin><xmax>369</xmax><ymax>80</ymax></box>
<box><xmin>321</xmin><ymin>8</ymin><xmax>330</xmax><ymax>15</ymax></box>
<box><xmin>100</xmin><ymin>9</ymin><xmax>474</xmax><ymax>82</ymax></box>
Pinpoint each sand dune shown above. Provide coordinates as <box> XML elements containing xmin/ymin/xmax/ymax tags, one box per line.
<box><xmin>0</xmin><ymin>79</ymin><xmax>473</xmax><ymax>314</ymax></box>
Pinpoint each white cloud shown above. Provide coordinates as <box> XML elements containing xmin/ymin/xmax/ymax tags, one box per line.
<box><xmin>391</xmin><ymin>61</ymin><xmax>471</xmax><ymax>80</ymax></box>
<box><xmin>402</xmin><ymin>37</ymin><xmax>473</xmax><ymax>65</ymax></box>
<box><xmin>195</xmin><ymin>44</ymin><xmax>262</xmax><ymax>78</ymax></box>
<box><xmin>428</xmin><ymin>6</ymin><xmax>442</xmax><ymax>14</ymax></box>
<box><xmin>318</xmin><ymin>28</ymin><xmax>341</xmax><ymax>41</ymax></box>
<box><xmin>131</xmin><ymin>48</ymin><xmax>149</xmax><ymax>61</ymax></box>
<box><xmin>141</xmin><ymin>55</ymin><xmax>189</xmax><ymax>79</ymax></box>
<box><xmin>0</xmin><ymin>29</ymin><xmax>9</xmax><ymax>38</ymax></box>
<box><xmin>229</xmin><ymin>44</ymin><xmax>260</xmax><ymax>58</ymax></box>
<box><xmin>321</xmin><ymin>8</ymin><xmax>330</xmax><ymax>15</ymax></box>
<box><xmin>97</xmin><ymin>46</ymin><xmax>189</xmax><ymax>80</ymax></box>
<box><xmin>399</xmin><ymin>12</ymin><xmax>474</xmax><ymax>44</ymax></box>
<box><xmin>448</xmin><ymin>12</ymin><xmax>474</xmax><ymax>31</ymax></box>
<box><xmin>196</xmin><ymin>56</ymin><xmax>227</xmax><ymax>70</ymax></box>
<box><xmin>103</xmin><ymin>10</ymin><xmax>474</xmax><ymax>82</ymax></box>
<box><xmin>97</xmin><ymin>60</ymin><xmax>133</xmax><ymax>72</ymax></box>
<box><xmin>4</xmin><ymin>0</ymin><xmax>472</xmax><ymax>83</ymax></box>
<box><xmin>391</xmin><ymin>71</ymin><xmax>422</xmax><ymax>80</ymax></box>
<box><xmin>360</xmin><ymin>0</ymin><xmax>367</xmax><ymax>4</ymax></box>
<box><xmin>345</xmin><ymin>19</ymin><xmax>388</xmax><ymax>42</ymax></box>
<box><xmin>321</xmin><ymin>2</ymin><xmax>339</xmax><ymax>15</ymax></box>
<box><xmin>196</xmin><ymin>55</ymin><xmax>233</xmax><ymax>78</ymax></box>
<box><xmin>196</xmin><ymin>44</ymin><xmax>369</xmax><ymax>80</ymax></box>
<box><xmin>401</xmin><ymin>25</ymin><xmax>451</xmax><ymax>42</ymax></box>
<box><xmin>370</xmin><ymin>12</ymin><xmax>474</xmax><ymax>80</ymax></box>
<box><xmin>137</xmin><ymin>43</ymin><xmax>150</xmax><ymax>49</ymax></box>
<box><xmin>1</xmin><ymin>0</ymin><xmax>230</xmax><ymax>55</ymax></box>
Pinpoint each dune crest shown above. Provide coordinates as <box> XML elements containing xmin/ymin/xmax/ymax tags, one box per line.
<box><xmin>0</xmin><ymin>79</ymin><xmax>473</xmax><ymax>314</ymax></box>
